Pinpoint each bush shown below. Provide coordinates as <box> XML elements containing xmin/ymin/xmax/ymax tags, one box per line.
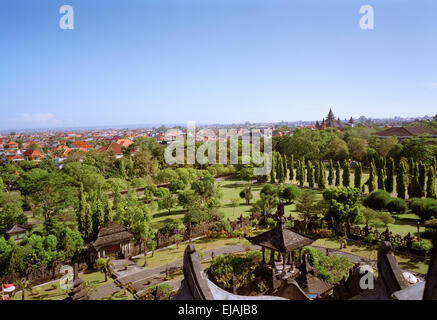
<box><xmin>364</xmin><ymin>233</ymin><xmax>376</xmax><ymax>243</ymax></box>
<box><xmin>260</xmin><ymin>184</ymin><xmax>278</xmax><ymax>197</ymax></box>
<box><xmin>266</xmin><ymin>217</ymin><xmax>277</xmax><ymax>228</ymax></box>
<box><xmin>409</xmin><ymin>198</ymin><xmax>437</xmax><ymax>221</ymax></box>
<box><xmin>310</xmin><ymin>228</ymin><xmax>335</xmax><ymax>238</ymax></box>
<box><xmin>386</xmin><ymin>198</ymin><xmax>407</xmax><ymax>214</ymax></box>
<box><xmin>280</xmin><ymin>185</ymin><xmax>301</xmax><ymax>204</ymax></box>
<box><xmin>157</xmin><ymin>283</ymin><xmax>173</xmax><ymax>298</ymax></box>
<box><xmin>207</xmin><ymin>251</ymin><xmax>261</xmax><ymax>291</ymax></box>
<box><xmin>413</xmin><ymin>240</ymin><xmax>433</xmax><ymax>255</ymax></box>
<box><xmin>212</xmin><ymin>220</ymin><xmax>230</xmax><ymax>233</ymax></box>
<box><xmin>285</xmin><ymin>220</ymin><xmax>294</xmax><ymax>229</ymax></box>
<box><xmin>168</xmin><ymin>179</ymin><xmax>186</xmax><ymax>193</ymax></box>
<box><xmin>323</xmin><ymin>187</ymin><xmax>363</xmax><ymax>223</ymax></box>
<box><xmin>363</xmin><ymin>190</ymin><xmax>391</xmax><ymax>210</ymax></box>
<box><xmin>301</xmin><ymin>247</ymin><xmax>354</xmax><ymax>284</ymax></box>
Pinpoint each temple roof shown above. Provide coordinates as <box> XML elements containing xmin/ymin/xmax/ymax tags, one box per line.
<box><xmin>6</xmin><ymin>224</ymin><xmax>27</xmax><ymax>235</ymax></box>
<box><xmin>91</xmin><ymin>222</ymin><xmax>135</xmax><ymax>249</ymax></box>
<box><xmin>296</xmin><ymin>254</ymin><xmax>333</xmax><ymax>296</ymax></box>
<box><xmin>246</xmin><ymin>219</ymin><xmax>313</xmax><ymax>253</ymax></box>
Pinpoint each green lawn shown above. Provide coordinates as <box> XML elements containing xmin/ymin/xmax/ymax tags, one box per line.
<box><xmin>12</xmin><ymin>270</ymin><xmax>112</xmax><ymax>300</ymax></box>
<box><xmin>313</xmin><ymin>238</ymin><xmax>429</xmax><ymax>275</ymax></box>
<box><xmin>132</xmin><ymin>236</ymin><xmax>252</xmax><ymax>269</ymax></box>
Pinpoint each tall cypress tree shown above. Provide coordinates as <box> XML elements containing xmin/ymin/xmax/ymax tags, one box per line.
<box><xmin>277</xmin><ymin>154</ymin><xmax>284</xmax><ymax>183</ymax></box>
<box><xmin>354</xmin><ymin>163</ymin><xmax>362</xmax><ymax>190</ymax></box>
<box><xmin>426</xmin><ymin>166</ymin><xmax>436</xmax><ymax>198</ymax></box>
<box><xmin>409</xmin><ymin>161</ymin><xmax>422</xmax><ymax>198</ymax></box>
<box><xmin>318</xmin><ymin>161</ymin><xmax>326</xmax><ymax>189</ymax></box>
<box><xmin>377</xmin><ymin>167</ymin><xmax>386</xmax><ymax>190</ymax></box>
<box><xmin>119</xmin><ymin>158</ymin><xmax>126</xmax><ymax>178</ymax></box>
<box><xmin>127</xmin><ymin>156</ymin><xmax>134</xmax><ymax>178</ymax></box>
<box><xmin>282</xmin><ymin>155</ymin><xmax>287</xmax><ymax>182</ymax></box>
<box><xmin>409</xmin><ymin>158</ymin><xmax>415</xmax><ymax>175</ymax></box>
<box><xmin>418</xmin><ymin>161</ymin><xmax>426</xmax><ymax>197</ymax></box>
<box><xmin>328</xmin><ymin>160</ymin><xmax>334</xmax><ymax>186</ymax></box>
<box><xmin>433</xmin><ymin>156</ymin><xmax>437</xmax><ymax>171</ymax></box>
<box><xmin>84</xmin><ymin>202</ymin><xmax>93</xmax><ymax>238</ymax></box>
<box><xmin>386</xmin><ymin>157</ymin><xmax>395</xmax><ymax>193</ymax></box>
<box><xmin>335</xmin><ymin>161</ymin><xmax>341</xmax><ymax>186</ymax></box>
<box><xmin>297</xmin><ymin>160</ymin><xmax>304</xmax><ymax>187</ymax></box>
<box><xmin>104</xmin><ymin>198</ymin><xmax>112</xmax><ymax>225</ymax></box>
<box><xmin>296</xmin><ymin>159</ymin><xmax>301</xmax><ymax>182</ymax></box>
<box><xmin>314</xmin><ymin>161</ymin><xmax>320</xmax><ymax>185</ymax></box>
<box><xmin>270</xmin><ymin>153</ymin><xmax>276</xmax><ymax>183</ymax></box>
<box><xmin>93</xmin><ymin>198</ymin><xmax>105</xmax><ymax>234</ymax></box>
<box><xmin>342</xmin><ymin>160</ymin><xmax>350</xmax><ymax>187</ymax></box>
<box><xmin>275</xmin><ymin>153</ymin><xmax>281</xmax><ymax>182</ymax></box>
<box><xmin>396</xmin><ymin>161</ymin><xmax>406</xmax><ymax>199</ymax></box>
<box><xmin>300</xmin><ymin>157</ymin><xmax>306</xmax><ymax>186</ymax></box>
<box><xmin>307</xmin><ymin>161</ymin><xmax>315</xmax><ymax>188</ymax></box>
<box><xmin>77</xmin><ymin>184</ymin><xmax>86</xmax><ymax>235</ymax></box>
<box><xmin>408</xmin><ymin>161</ymin><xmax>416</xmax><ymax>197</ymax></box>
<box><xmin>368</xmin><ymin>159</ymin><xmax>376</xmax><ymax>193</ymax></box>
<box><xmin>288</xmin><ymin>155</ymin><xmax>294</xmax><ymax>182</ymax></box>
<box><xmin>113</xmin><ymin>186</ymin><xmax>126</xmax><ymax>222</ymax></box>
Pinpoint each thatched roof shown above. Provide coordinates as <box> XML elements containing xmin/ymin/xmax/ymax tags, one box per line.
<box><xmin>246</xmin><ymin>219</ymin><xmax>313</xmax><ymax>253</ymax></box>
<box><xmin>6</xmin><ymin>224</ymin><xmax>27</xmax><ymax>235</ymax></box>
<box><xmin>91</xmin><ymin>222</ymin><xmax>135</xmax><ymax>249</ymax></box>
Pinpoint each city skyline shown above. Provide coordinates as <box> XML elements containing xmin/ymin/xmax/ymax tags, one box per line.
<box><xmin>1</xmin><ymin>0</ymin><xmax>437</xmax><ymax>129</ymax></box>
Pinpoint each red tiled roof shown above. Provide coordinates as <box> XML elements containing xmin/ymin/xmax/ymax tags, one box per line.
<box><xmin>99</xmin><ymin>141</ymin><xmax>123</xmax><ymax>154</ymax></box>
<box><xmin>116</xmin><ymin>138</ymin><xmax>133</xmax><ymax>147</ymax></box>
<box><xmin>72</xmin><ymin>141</ymin><xmax>93</xmax><ymax>149</ymax></box>
<box><xmin>22</xmin><ymin>149</ymin><xmax>42</xmax><ymax>157</ymax></box>
<box><xmin>6</xmin><ymin>154</ymin><xmax>24</xmax><ymax>160</ymax></box>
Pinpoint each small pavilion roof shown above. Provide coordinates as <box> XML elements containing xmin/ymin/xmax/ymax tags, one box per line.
<box><xmin>6</xmin><ymin>224</ymin><xmax>27</xmax><ymax>235</ymax></box>
<box><xmin>246</xmin><ymin>218</ymin><xmax>313</xmax><ymax>253</ymax></box>
<box><xmin>91</xmin><ymin>222</ymin><xmax>135</xmax><ymax>249</ymax></box>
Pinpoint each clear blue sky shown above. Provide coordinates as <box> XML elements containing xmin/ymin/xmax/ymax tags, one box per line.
<box><xmin>1</xmin><ymin>0</ymin><xmax>436</xmax><ymax>129</ymax></box>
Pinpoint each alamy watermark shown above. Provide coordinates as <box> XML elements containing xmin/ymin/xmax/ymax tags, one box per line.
<box><xmin>360</xmin><ymin>5</ymin><xmax>374</xmax><ymax>30</ymax></box>
<box><xmin>164</xmin><ymin>122</ymin><xmax>272</xmax><ymax>176</ymax></box>
<box><xmin>59</xmin><ymin>5</ymin><xmax>74</xmax><ymax>30</ymax></box>
<box><xmin>359</xmin><ymin>265</ymin><xmax>374</xmax><ymax>290</ymax></box>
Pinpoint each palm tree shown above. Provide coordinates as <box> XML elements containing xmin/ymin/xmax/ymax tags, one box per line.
<box><xmin>13</xmin><ymin>280</ymin><xmax>33</xmax><ymax>300</ymax></box>
<box><xmin>95</xmin><ymin>257</ymin><xmax>114</xmax><ymax>282</ymax></box>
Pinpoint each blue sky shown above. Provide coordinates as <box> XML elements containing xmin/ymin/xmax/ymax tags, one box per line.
<box><xmin>1</xmin><ymin>0</ymin><xmax>436</xmax><ymax>129</ymax></box>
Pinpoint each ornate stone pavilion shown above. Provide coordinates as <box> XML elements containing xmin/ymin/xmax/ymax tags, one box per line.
<box><xmin>246</xmin><ymin>203</ymin><xmax>314</xmax><ymax>288</ymax></box>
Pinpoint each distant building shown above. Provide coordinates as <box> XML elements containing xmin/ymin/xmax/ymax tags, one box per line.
<box><xmin>99</xmin><ymin>141</ymin><xmax>123</xmax><ymax>157</ymax></box>
<box><xmin>71</xmin><ymin>141</ymin><xmax>93</xmax><ymax>150</ymax></box>
<box><xmin>89</xmin><ymin>222</ymin><xmax>136</xmax><ymax>260</ymax></box>
<box><xmin>116</xmin><ymin>138</ymin><xmax>134</xmax><ymax>147</ymax></box>
<box><xmin>374</xmin><ymin>126</ymin><xmax>437</xmax><ymax>139</ymax></box>
<box><xmin>22</xmin><ymin>149</ymin><xmax>43</xmax><ymax>161</ymax></box>
<box><xmin>315</xmin><ymin>109</ymin><xmax>354</xmax><ymax>130</ymax></box>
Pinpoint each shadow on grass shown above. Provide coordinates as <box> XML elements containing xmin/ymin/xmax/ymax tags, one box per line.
<box><xmin>195</xmin><ymin>238</ymin><xmax>219</xmax><ymax>244</ymax></box>
<box><xmin>398</xmin><ymin>257</ymin><xmax>429</xmax><ymax>273</ymax></box>
<box><xmin>153</xmin><ymin>209</ymin><xmax>186</xmax><ymax>219</ymax></box>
